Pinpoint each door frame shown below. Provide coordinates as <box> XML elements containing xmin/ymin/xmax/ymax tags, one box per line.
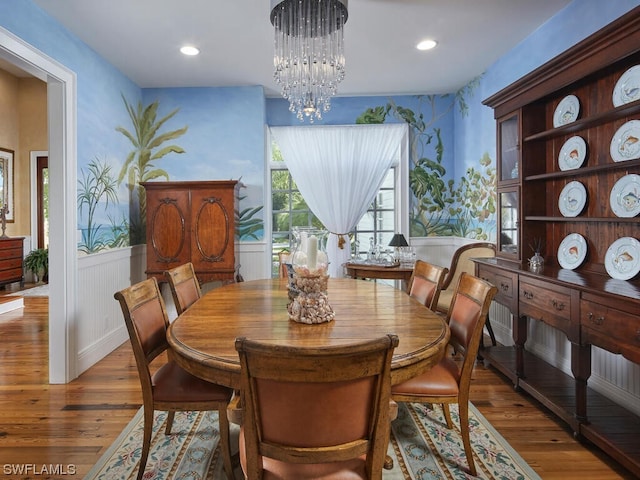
<box><xmin>1</xmin><ymin>27</ymin><xmax>78</xmax><ymax>383</ymax></box>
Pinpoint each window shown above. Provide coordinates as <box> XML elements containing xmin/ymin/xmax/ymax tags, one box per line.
<box><xmin>352</xmin><ymin>169</ymin><xmax>396</xmax><ymax>258</ymax></box>
<box><xmin>271</xmin><ymin>167</ymin><xmax>324</xmax><ymax>277</ymax></box>
<box><xmin>268</xmin><ymin>127</ymin><xmax>408</xmax><ymax>278</ymax></box>
<box><xmin>269</xmin><ymin>145</ymin><xmax>401</xmax><ymax>277</ymax></box>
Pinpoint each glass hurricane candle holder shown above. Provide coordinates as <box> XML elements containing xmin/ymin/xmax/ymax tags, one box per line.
<box><xmin>287</xmin><ymin>227</ymin><xmax>334</xmax><ymax>324</ymax></box>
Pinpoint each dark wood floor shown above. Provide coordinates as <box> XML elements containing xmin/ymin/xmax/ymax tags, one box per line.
<box><xmin>0</xmin><ymin>286</ymin><xmax>634</xmax><ymax>479</ymax></box>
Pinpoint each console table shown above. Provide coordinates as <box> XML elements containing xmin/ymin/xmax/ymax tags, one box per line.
<box><xmin>344</xmin><ymin>262</ymin><xmax>414</xmax><ymax>292</ymax></box>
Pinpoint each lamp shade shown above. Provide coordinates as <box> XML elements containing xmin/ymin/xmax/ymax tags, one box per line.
<box><xmin>389</xmin><ymin>233</ymin><xmax>408</xmax><ymax>247</ymax></box>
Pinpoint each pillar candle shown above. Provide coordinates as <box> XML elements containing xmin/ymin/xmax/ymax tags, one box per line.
<box><xmin>307</xmin><ymin>235</ymin><xmax>318</xmax><ymax>270</ymax></box>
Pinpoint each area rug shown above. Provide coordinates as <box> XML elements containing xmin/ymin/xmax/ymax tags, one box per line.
<box><xmin>86</xmin><ymin>402</ymin><xmax>540</xmax><ymax>480</ymax></box>
<box><xmin>7</xmin><ymin>284</ymin><xmax>49</xmax><ymax>297</ymax></box>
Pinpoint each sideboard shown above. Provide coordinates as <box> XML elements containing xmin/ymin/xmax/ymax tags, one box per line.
<box><xmin>479</xmin><ymin>7</ymin><xmax>640</xmax><ymax>476</ymax></box>
<box><xmin>0</xmin><ymin>237</ymin><xmax>24</xmax><ymax>288</ymax></box>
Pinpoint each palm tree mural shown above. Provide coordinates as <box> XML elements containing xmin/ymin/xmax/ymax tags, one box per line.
<box><xmin>116</xmin><ymin>94</ymin><xmax>188</xmax><ymax>244</ymax></box>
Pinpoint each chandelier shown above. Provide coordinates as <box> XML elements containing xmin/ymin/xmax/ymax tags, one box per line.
<box><xmin>270</xmin><ymin>0</ymin><xmax>348</xmax><ymax>123</ymax></box>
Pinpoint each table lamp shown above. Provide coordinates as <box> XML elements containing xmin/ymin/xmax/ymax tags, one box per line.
<box><xmin>389</xmin><ymin>233</ymin><xmax>408</xmax><ymax>262</ymax></box>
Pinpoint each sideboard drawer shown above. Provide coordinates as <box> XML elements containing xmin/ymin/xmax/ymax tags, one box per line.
<box><xmin>519</xmin><ymin>278</ymin><xmax>572</xmax><ymax>335</ymax></box>
<box><xmin>477</xmin><ymin>264</ymin><xmax>517</xmax><ymax>312</ymax></box>
<box><xmin>581</xmin><ymin>299</ymin><xmax>640</xmax><ymax>363</ymax></box>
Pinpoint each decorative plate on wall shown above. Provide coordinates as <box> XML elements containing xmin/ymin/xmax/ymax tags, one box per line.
<box><xmin>610</xmin><ymin>173</ymin><xmax>640</xmax><ymax>218</ymax></box>
<box><xmin>557</xmin><ymin>233</ymin><xmax>587</xmax><ymax>270</ymax></box>
<box><xmin>558</xmin><ymin>181</ymin><xmax>587</xmax><ymax>217</ymax></box>
<box><xmin>605</xmin><ymin>237</ymin><xmax>640</xmax><ymax>280</ymax></box>
<box><xmin>610</xmin><ymin>119</ymin><xmax>640</xmax><ymax>162</ymax></box>
<box><xmin>553</xmin><ymin>94</ymin><xmax>580</xmax><ymax>127</ymax></box>
<box><xmin>558</xmin><ymin>136</ymin><xmax>587</xmax><ymax>171</ymax></box>
<box><xmin>613</xmin><ymin>65</ymin><xmax>640</xmax><ymax>107</ymax></box>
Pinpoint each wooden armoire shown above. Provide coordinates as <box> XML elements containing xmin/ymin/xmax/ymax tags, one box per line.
<box><xmin>141</xmin><ymin>180</ymin><xmax>239</xmax><ymax>284</ymax></box>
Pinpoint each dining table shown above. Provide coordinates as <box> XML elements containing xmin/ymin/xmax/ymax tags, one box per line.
<box><xmin>167</xmin><ymin>277</ymin><xmax>450</xmax><ymax>390</ymax></box>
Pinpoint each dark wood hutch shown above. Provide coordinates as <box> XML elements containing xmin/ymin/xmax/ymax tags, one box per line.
<box><xmin>142</xmin><ymin>181</ymin><xmax>239</xmax><ymax>285</ymax></box>
<box><xmin>476</xmin><ymin>7</ymin><xmax>640</xmax><ymax>476</ymax></box>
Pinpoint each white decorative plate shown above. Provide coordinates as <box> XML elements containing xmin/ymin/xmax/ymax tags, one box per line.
<box><xmin>610</xmin><ymin>119</ymin><xmax>640</xmax><ymax>162</ymax></box>
<box><xmin>558</xmin><ymin>181</ymin><xmax>587</xmax><ymax>217</ymax></box>
<box><xmin>557</xmin><ymin>233</ymin><xmax>587</xmax><ymax>270</ymax></box>
<box><xmin>613</xmin><ymin>65</ymin><xmax>640</xmax><ymax>107</ymax></box>
<box><xmin>553</xmin><ymin>95</ymin><xmax>580</xmax><ymax>127</ymax></box>
<box><xmin>605</xmin><ymin>237</ymin><xmax>640</xmax><ymax>280</ymax></box>
<box><xmin>610</xmin><ymin>174</ymin><xmax>640</xmax><ymax>218</ymax></box>
<box><xmin>558</xmin><ymin>136</ymin><xmax>587</xmax><ymax>171</ymax></box>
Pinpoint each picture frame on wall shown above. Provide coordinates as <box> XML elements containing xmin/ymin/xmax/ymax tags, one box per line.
<box><xmin>0</xmin><ymin>147</ymin><xmax>14</xmax><ymax>222</ymax></box>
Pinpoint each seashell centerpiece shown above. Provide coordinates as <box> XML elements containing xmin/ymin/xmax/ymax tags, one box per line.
<box><xmin>287</xmin><ymin>228</ymin><xmax>335</xmax><ymax>324</ymax></box>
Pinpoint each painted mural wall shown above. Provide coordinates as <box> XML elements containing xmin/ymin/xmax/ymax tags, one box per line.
<box><xmin>1</xmin><ymin>0</ymin><xmax>639</xmax><ymax>257</ymax></box>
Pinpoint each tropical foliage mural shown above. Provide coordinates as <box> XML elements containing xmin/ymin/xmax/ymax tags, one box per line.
<box><xmin>356</xmin><ymin>82</ymin><xmax>496</xmax><ymax>240</ymax></box>
<box><xmin>77</xmin><ymin>157</ymin><xmax>127</xmax><ymax>253</ymax></box>
<box><xmin>76</xmin><ymin>94</ymin><xmax>267</xmax><ymax>253</ymax></box>
<box><xmin>116</xmin><ymin>95</ymin><xmax>188</xmax><ymax>245</ymax></box>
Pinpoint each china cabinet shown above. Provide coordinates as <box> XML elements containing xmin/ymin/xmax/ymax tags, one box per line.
<box><xmin>0</xmin><ymin>237</ymin><xmax>23</xmax><ymax>288</ymax></box>
<box><xmin>142</xmin><ymin>181</ymin><xmax>239</xmax><ymax>284</ymax></box>
<box><xmin>479</xmin><ymin>7</ymin><xmax>640</xmax><ymax>476</ymax></box>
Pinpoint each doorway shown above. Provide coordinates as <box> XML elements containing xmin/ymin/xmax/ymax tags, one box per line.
<box><xmin>1</xmin><ymin>27</ymin><xmax>78</xmax><ymax>383</ymax></box>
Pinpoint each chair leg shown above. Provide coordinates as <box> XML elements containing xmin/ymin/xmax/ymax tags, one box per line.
<box><xmin>138</xmin><ymin>407</ymin><xmax>154</xmax><ymax>480</ymax></box>
<box><xmin>485</xmin><ymin>315</ymin><xmax>497</xmax><ymax>346</ymax></box>
<box><xmin>218</xmin><ymin>406</ymin><xmax>235</xmax><ymax>480</ymax></box>
<box><xmin>165</xmin><ymin>410</ymin><xmax>176</xmax><ymax>434</ymax></box>
<box><xmin>458</xmin><ymin>401</ymin><xmax>477</xmax><ymax>476</ymax></box>
<box><xmin>442</xmin><ymin>404</ymin><xmax>453</xmax><ymax>429</ymax></box>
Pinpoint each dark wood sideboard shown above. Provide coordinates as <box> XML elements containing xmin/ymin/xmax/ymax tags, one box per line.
<box><xmin>0</xmin><ymin>237</ymin><xmax>24</xmax><ymax>288</ymax></box>
<box><xmin>142</xmin><ymin>181</ymin><xmax>239</xmax><ymax>284</ymax></box>
<box><xmin>479</xmin><ymin>7</ymin><xmax>640</xmax><ymax>476</ymax></box>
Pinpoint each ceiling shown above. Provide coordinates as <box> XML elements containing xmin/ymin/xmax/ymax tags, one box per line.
<box><xmin>27</xmin><ymin>0</ymin><xmax>572</xmax><ymax>97</ymax></box>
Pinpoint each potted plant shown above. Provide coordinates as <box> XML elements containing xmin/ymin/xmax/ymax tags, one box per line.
<box><xmin>24</xmin><ymin>248</ymin><xmax>49</xmax><ymax>284</ymax></box>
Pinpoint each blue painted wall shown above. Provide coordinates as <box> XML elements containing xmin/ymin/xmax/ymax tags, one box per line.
<box><xmin>1</xmin><ymin>0</ymin><xmax>639</xmax><ymax>250</ymax></box>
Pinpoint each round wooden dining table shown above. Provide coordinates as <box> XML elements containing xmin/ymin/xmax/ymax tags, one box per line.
<box><xmin>167</xmin><ymin>278</ymin><xmax>450</xmax><ymax>389</ymax></box>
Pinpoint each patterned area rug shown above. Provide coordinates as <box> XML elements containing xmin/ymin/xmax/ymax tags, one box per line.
<box><xmin>86</xmin><ymin>402</ymin><xmax>540</xmax><ymax>479</ymax></box>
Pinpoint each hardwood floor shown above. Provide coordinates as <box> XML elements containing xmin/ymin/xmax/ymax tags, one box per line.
<box><xmin>0</xmin><ymin>288</ymin><xmax>634</xmax><ymax>479</ymax></box>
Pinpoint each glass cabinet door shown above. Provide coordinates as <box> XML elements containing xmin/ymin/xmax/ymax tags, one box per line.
<box><xmin>499</xmin><ymin>113</ymin><xmax>519</xmax><ymax>182</ymax></box>
<box><xmin>498</xmin><ymin>190</ymin><xmax>519</xmax><ymax>257</ymax></box>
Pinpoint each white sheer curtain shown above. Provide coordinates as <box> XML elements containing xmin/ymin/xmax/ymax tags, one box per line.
<box><xmin>270</xmin><ymin>123</ymin><xmax>407</xmax><ymax>278</ymax></box>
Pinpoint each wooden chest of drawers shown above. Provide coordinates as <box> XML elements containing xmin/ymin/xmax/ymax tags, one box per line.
<box><xmin>0</xmin><ymin>237</ymin><xmax>24</xmax><ymax>288</ymax></box>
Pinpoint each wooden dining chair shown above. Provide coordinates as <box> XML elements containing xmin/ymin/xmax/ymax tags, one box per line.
<box><xmin>114</xmin><ymin>278</ymin><xmax>235</xmax><ymax>480</ymax></box>
<box><xmin>392</xmin><ymin>272</ymin><xmax>497</xmax><ymax>476</ymax></box>
<box><xmin>408</xmin><ymin>260</ymin><xmax>449</xmax><ymax>310</ymax></box>
<box><xmin>235</xmin><ymin>334</ymin><xmax>399</xmax><ymax>480</ymax></box>
<box><xmin>165</xmin><ymin>262</ymin><xmax>202</xmax><ymax>315</ymax></box>
<box><xmin>435</xmin><ymin>242</ymin><xmax>497</xmax><ymax>346</ymax></box>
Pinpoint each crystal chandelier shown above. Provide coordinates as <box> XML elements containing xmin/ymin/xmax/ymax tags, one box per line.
<box><xmin>270</xmin><ymin>0</ymin><xmax>348</xmax><ymax>123</ymax></box>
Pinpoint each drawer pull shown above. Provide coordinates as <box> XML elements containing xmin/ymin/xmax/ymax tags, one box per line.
<box><xmin>523</xmin><ymin>290</ymin><xmax>533</xmax><ymax>300</ymax></box>
<box><xmin>500</xmin><ymin>282</ymin><xmax>509</xmax><ymax>292</ymax></box>
<box><xmin>551</xmin><ymin>299</ymin><xmax>565</xmax><ymax>311</ymax></box>
<box><xmin>587</xmin><ymin>312</ymin><xmax>604</xmax><ymax>325</ymax></box>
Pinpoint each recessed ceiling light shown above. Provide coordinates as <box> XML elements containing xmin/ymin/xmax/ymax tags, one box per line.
<box><xmin>416</xmin><ymin>39</ymin><xmax>437</xmax><ymax>51</ymax></box>
<box><xmin>180</xmin><ymin>45</ymin><xmax>200</xmax><ymax>56</ymax></box>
